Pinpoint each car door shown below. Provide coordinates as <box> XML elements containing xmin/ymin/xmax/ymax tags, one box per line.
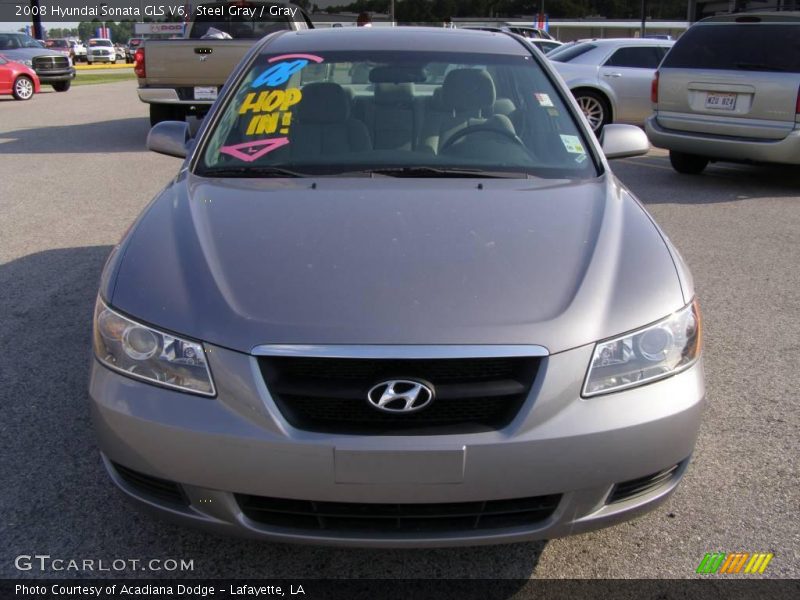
<box><xmin>599</xmin><ymin>45</ymin><xmax>667</xmax><ymax>123</ymax></box>
<box><xmin>0</xmin><ymin>56</ymin><xmax>11</xmax><ymax>94</ymax></box>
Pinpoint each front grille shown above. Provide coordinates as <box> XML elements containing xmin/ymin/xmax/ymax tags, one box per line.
<box><xmin>112</xmin><ymin>462</ymin><xmax>188</xmax><ymax>507</ymax></box>
<box><xmin>259</xmin><ymin>355</ymin><xmax>540</xmax><ymax>435</ymax></box>
<box><xmin>237</xmin><ymin>493</ymin><xmax>561</xmax><ymax>534</ymax></box>
<box><xmin>608</xmin><ymin>464</ymin><xmax>680</xmax><ymax>504</ymax></box>
<box><xmin>33</xmin><ymin>55</ymin><xmax>68</xmax><ymax>71</ymax></box>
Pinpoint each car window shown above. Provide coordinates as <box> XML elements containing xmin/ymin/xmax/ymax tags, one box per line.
<box><xmin>189</xmin><ymin>6</ymin><xmax>301</xmax><ymax>39</ymax></box>
<box><xmin>0</xmin><ymin>56</ymin><xmax>7</xmax><ymax>65</ymax></box>
<box><xmin>198</xmin><ymin>50</ymin><xmax>598</xmax><ymax>180</ymax></box>
<box><xmin>548</xmin><ymin>42</ymin><xmax>597</xmax><ymax>63</ymax></box>
<box><xmin>663</xmin><ymin>23</ymin><xmax>800</xmax><ymax>72</ymax></box>
<box><xmin>604</xmin><ymin>46</ymin><xmax>664</xmax><ymax>69</ymax></box>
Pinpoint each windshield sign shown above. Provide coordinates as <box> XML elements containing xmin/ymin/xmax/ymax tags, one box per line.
<box><xmin>199</xmin><ymin>50</ymin><xmax>597</xmax><ymax>179</ymax></box>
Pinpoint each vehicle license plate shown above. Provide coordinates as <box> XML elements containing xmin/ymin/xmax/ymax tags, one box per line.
<box><xmin>705</xmin><ymin>92</ymin><xmax>736</xmax><ymax>110</ymax></box>
<box><xmin>194</xmin><ymin>86</ymin><xmax>218</xmax><ymax>101</ymax></box>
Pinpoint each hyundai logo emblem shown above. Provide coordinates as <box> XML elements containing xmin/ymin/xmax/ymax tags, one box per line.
<box><xmin>367</xmin><ymin>379</ymin><xmax>435</xmax><ymax>414</ymax></box>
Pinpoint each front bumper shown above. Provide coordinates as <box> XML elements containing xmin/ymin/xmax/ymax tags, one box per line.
<box><xmin>646</xmin><ymin>115</ymin><xmax>800</xmax><ymax>165</ymax></box>
<box><xmin>36</xmin><ymin>68</ymin><xmax>75</xmax><ymax>83</ymax></box>
<box><xmin>89</xmin><ymin>342</ymin><xmax>705</xmax><ymax>547</ymax></box>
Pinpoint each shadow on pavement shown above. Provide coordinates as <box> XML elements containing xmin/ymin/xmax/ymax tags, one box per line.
<box><xmin>0</xmin><ymin>246</ymin><xmax>546</xmax><ymax>580</ymax></box>
<box><xmin>615</xmin><ymin>156</ymin><xmax>800</xmax><ymax>204</ymax></box>
<box><xmin>0</xmin><ymin>117</ymin><xmax>150</xmax><ymax>154</ymax></box>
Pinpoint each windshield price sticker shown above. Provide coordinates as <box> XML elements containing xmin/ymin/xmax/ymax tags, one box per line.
<box><xmin>559</xmin><ymin>134</ymin><xmax>586</xmax><ymax>154</ymax></box>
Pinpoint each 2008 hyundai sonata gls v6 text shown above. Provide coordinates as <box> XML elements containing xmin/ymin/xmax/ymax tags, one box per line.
<box><xmin>90</xmin><ymin>27</ymin><xmax>704</xmax><ymax>547</ymax></box>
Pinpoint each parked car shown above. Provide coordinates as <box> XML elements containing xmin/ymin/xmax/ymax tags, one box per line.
<box><xmin>86</xmin><ymin>38</ymin><xmax>116</xmax><ymax>64</ymax></box>
<box><xmin>90</xmin><ymin>27</ymin><xmax>704</xmax><ymax>548</ymax></box>
<box><xmin>0</xmin><ymin>32</ymin><xmax>75</xmax><ymax>91</ymax></box>
<box><xmin>646</xmin><ymin>12</ymin><xmax>800</xmax><ymax>174</ymax></box>
<box><xmin>136</xmin><ymin>0</ymin><xmax>312</xmax><ymax>125</ymax></box>
<box><xmin>125</xmin><ymin>38</ymin><xmax>144</xmax><ymax>63</ymax></box>
<box><xmin>44</xmin><ymin>38</ymin><xmax>74</xmax><ymax>63</ymax></box>
<box><xmin>114</xmin><ymin>44</ymin><xmax>126</xmax><ymax>62</ymax></box>
<box><xmin>548</xmin><ymin>38</ymin><xmax>674</xmax><ymax>133</ymax></box>
<box><xmin>69</xmin><ymin>39</ymin><xmax>87</xmax><ymax>63</ymax></box>
<box><xmin>525</xmin><ymin>37</ymin><xmax>563</xmax><ymax>55</ymax></box>
<box><xmin>462</xmin><ymin>25</ymin><xmax>556</xmax><ymax>40</ymax></box>
<box><xmin>0</xmin><ymin>54</ymin><xmax>40</xmax><ymax>100</ymax></box>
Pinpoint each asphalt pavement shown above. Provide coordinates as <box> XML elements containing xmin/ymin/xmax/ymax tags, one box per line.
<box><xmin>0</xmin><ymin>82</ymin><xmax>798</xmax><ymax>580</ymax></box>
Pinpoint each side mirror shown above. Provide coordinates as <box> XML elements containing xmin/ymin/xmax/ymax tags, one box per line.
<box><xmin>601</xmin><ymin>124</ymin><xmax>649</xmax><ymax>160</ymax></box>
<box><xmin>147</xmin><ymin>121</ymin><xmax>190</xmax><ymax>158</ymax></box>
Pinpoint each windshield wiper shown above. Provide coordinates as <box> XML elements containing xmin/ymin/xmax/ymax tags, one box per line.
<box><xmin>199</xmin><ymin>166</ymin><xmax>306</xmax><ymax>178</ymax></box>
<box><xmin>735</xmin><ymin>62</ymin><xmax>790</xmax><ymax>72</ymax></box>
<box><xmin>358</xmin><ymin>167</ymin><xmax>534</xmax><ymax>178</ymax></box>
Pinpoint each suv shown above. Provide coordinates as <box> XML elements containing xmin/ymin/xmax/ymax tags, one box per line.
<box><xmin>646</xmin><ymin>12</ymin><xmax>800</xmax><ymax>174</ymax></box>
<box><xmin>0</xmin><ymin>32</ymin><xmax>75</xmax><ymax>91</ymax></box>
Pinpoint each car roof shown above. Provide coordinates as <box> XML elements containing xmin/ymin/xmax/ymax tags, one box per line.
<box><xmin>260</xmin><ymin>27</ymin><xmax>530</xmax><ymax>55</ymax></box>
<box><xmin>573</xmin><ymin>37</ymin><xmax>674</xmax><ymax>46</ymax></box>
<box><xmin>700</xmin><ymin>11</ymin><xmax>800</xmax><ymax>23</ymax></box>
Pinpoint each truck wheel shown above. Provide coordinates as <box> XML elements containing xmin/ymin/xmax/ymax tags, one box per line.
<box><xmin>150</xmin><ymin>105</ymin><xmax>185</xmax><ymax>126</ymax></box>
<box><xmin>53</xmin><ymin>81</ymin><xmax>71</xmax><ymax>92</ymax></box>
<box><xmin>669</xmin><ymin>151</ymin><xmax>709</xmax><ymax>175</ymax></box>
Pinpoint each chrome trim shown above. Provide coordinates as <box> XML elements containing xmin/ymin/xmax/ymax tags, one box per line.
<box><xmin>251</xmin><ymin>344</ymin><xmax>549</xmax><ymax>358</ymax></box>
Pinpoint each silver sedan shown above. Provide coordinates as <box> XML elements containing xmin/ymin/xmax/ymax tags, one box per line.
<box><xmin>549</xmin><ymin>38</ymin><xmax>674</xmax><ymax>133</ymax></box>
<box><xmin>89</xmin><ymin>27</ymin><xmax>703</xmax><ymax>547</ymax></box>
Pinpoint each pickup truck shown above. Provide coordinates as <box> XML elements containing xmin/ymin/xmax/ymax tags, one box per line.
<box><xmin>135</xmin><ymin>0</ymin><xmax>312</xmax><ymax>125</ymax></box>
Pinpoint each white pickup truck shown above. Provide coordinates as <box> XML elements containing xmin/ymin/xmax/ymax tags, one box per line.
<box><xmin>135</xmin><ymin>0</ymin><xmax>312</xmax><ymax>125</ymax></box>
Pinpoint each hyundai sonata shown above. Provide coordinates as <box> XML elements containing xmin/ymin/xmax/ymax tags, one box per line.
<box><xmin>90</xmin><ymin>27</ymin><xmax>704</xmax><ymax>547</ymax></box>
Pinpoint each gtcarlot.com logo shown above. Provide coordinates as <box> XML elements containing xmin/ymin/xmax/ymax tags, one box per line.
<box><xmin>14</xmin><ymin>554</ymin><xmax>194</xmax><ymax>572</ymax></box>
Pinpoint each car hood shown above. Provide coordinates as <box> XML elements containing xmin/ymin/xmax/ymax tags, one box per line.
<box><xmin>1</xmin><ymin>48</ymin><xmax>65</xmax><ymax>60</ymax></box>
<box><xmin>108</xmin><ymin>175</ymin><xmax>685</xmax><ymax>354</ymax></box>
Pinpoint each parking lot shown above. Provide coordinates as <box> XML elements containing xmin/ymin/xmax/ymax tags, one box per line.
<box><xmin>1</xmin><ymin>81</ymin><xmax>798</xmax><ymax>579</ymax></box>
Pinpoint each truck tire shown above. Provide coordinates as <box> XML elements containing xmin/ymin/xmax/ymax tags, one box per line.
<box><xmin>53</xmin><ymin>81</ymin><xmax>71</xmax><ymax>92</ymax></box>
<box><xmin>149</xmin><ymin>104</ymin><xmax>185</xmax><ymax>126</ymax></box>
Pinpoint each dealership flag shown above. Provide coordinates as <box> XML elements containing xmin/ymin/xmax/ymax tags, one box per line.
<box><xmin>96</xmin><ymin>26</ymin><xmax>110</xmax><ymax>38</ymax></box>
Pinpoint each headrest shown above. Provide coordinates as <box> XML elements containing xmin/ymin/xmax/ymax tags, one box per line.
<box><xmin>369</xmin><ymin>65</ymin><xmax>426</xmax><ymax>84</ymax></box>
<box><xmin>492</xmin><ymin>98</ymin><xmax>516</xmax><ymax>116</ymax></box>
<box><xmin>442</xmin><ymin>69</ymin><xmax>496</xmax><ymax>113</ymax></box>
<box><xmin>297</xmin><ymin>82</ymin><xmax>350</xmax><ymax>123</ymax></box>
<box><xmin>374</xmin><ymin>83</ymin><xmax>414</xmax><ymax>107</ymax></box>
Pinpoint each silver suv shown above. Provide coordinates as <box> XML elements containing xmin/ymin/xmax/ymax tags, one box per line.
<box><xmin>646</xmin><ymin>12</ymin><xmax>800</xmax><ymax>174</ymax></box>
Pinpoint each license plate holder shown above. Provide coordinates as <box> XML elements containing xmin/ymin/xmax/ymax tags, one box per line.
<box><xmin>705</xmin><ymin>92</ymin><xmax>736</xmax><ymax>111</ymax></box>
<box><xmin>194</xmin><ymin>86</ymin><xmax>218</xmax><ymax>101</ymax></box>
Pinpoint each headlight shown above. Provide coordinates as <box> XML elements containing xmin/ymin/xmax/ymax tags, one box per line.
<box><xmin>92</xmin><ymin>298</ymin><xmax>215</xmax><ymax>396</ymax></box>
<box><xmin>22</xmin><ymin>59</ymin><xmax>33</xmax><ymax>66</ymax></box>
<box><xmin>582</xmin><ymin>299</ymin><xmax>701</xmax><ymax>397</ymax></box>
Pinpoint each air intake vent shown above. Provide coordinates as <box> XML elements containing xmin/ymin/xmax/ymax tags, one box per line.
<box><xmin>237</xmin><ymin>494</ymin><xmax>561</xmax><ymax>534</ymax></box>
<box><xmin>608</xmin><ymin>464</ymin><xmax>680</xmax><ymax>504</ymax></box>
<box><xmin>112</xmin><ymin>462</ymin><xmax>188</xmax><ymax>507</ymax></box>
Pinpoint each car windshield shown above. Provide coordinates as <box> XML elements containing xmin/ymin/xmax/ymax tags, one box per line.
<box><xmin>90</xmin><ymin>40</ymin><xmax>112</xmax><ymax>47</ymax></box>
<box><xmin>46</xmin><ymin>40</ymin><xmax>68</xmax><ymax>48</ymax></box>
<box><xmin>199</xmin><ymin>50</ymin><xmax>597</xmax><ymax>179</ymax></box>
<box><xmin>0</xmin><ymin>33</ymin><xmax>42</xmax><ymax>49</ymax></box>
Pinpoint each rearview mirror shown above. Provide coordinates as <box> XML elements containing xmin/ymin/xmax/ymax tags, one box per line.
<box><xmin>147</xmin><ymin>121</ymin><xmax>190</xmax><ymax>158</ymax></box>
<box><xmin>601</xmin><ymin>124</ymin><xmax>649</xmax><ymax>160</ymax></box>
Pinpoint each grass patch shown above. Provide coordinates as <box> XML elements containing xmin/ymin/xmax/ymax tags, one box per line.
<box><xmin>72</xmin><ymin>71</ymin><xmax>137</xmax><ymax>86</ymax></box>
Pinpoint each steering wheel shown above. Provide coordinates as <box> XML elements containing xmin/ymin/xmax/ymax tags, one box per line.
<box><xmin>439</xmin><ymin>124</ymin><xmax>530</xmax><ymax>156</ymax></box>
